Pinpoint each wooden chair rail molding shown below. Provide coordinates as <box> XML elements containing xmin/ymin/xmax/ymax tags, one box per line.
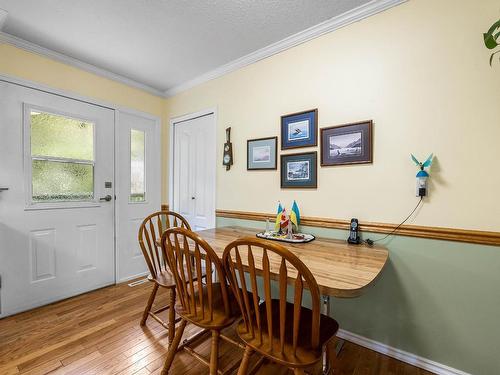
<box><xmin>215</xmin><ymin>209</ymin><xmax>500</xmax><ymax>247</ymax></box>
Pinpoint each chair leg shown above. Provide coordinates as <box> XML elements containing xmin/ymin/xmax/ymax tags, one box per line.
<box><xmin>293</xmin><ymin>369</ymin><xmax>306</xmax><ymax>375</ymax></box>
<box><xmin>309</xmin><ymin>360</ymin><xmax>324</xmax><ymax>375</ymax></box>
<box><xmin>167</xmin><ymin>288</ymin><xmax>176</xmax><ymax>345</ymax></box>
<box><xmin>209</xmin><ymin>330</ymin><xmax>220</xmax><ymax>375</ymax></box>
<box><xmin>141</xmin><ymin>283</ymin><xmax>159</xmax><ymax>326</ymax></box>
<box><xmin>237</xmin><ymin>346</ymin><xmax>253</xmax><ymax>375</ymax></box>
<box><xmin>326</xmin><ymin>339</ymin><xmax>338</xmax><ymax>374</ymax></box>
<box><xmin>161</xmin><ymin>319</ymin><xmax>187</xmax><ymax>375</ymax></box>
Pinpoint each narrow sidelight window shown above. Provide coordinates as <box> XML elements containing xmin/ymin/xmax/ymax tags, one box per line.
<box><xmin>30</xmin><ymin>110</ymin><xmax>95</xmax><ymax>202</ymax></box>
<box><xmin>130</xmin><ymin>129</ymin><xmax>146</xmax><ymax>202</ymax></box>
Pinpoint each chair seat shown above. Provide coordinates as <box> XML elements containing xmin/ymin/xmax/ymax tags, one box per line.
<box><xmin>149</xmin><ymin>270</ymin><xmax>176</xmax><ymax>288</ymax></box>
<box><xmin>237</xmin><ymin>300</ymin><xmax>339</xmax><ymax>368</ymax></box>
<box><xmin>175</xmin><ymin>283</ymin><xmax>249</xmax><ymax>329</ymax></box>
<box><xmin>150</xmin><ymin>264</ymin><xmax>207</xmax><ymax>288</ymax></box>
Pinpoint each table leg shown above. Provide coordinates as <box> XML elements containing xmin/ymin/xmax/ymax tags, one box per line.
<box><xmin>322</xmin><ymin>295</ymin><xmax>344</xmax><ymax>375</ymax></box>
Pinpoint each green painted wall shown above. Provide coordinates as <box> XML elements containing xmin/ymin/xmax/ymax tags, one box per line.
<box><xmin>217</xmin><ymin>217</ymin><xmax>500</xmax><ymax>375</ymax></box>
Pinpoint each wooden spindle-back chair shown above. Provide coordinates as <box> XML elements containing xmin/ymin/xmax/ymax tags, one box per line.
<box><xmin>160</xmin><ymin>227</ymin><xmax>243</xmax><ymax>375</ymax></box>
<box><xmin>223</xmin><ymin>237</ymin><xmax>339</xmax><ymax>375</ymax></box>
<box><xmin>138</xmin><ymin>211</ymin><xmax>191</xmax><ymax>343</ymax></box>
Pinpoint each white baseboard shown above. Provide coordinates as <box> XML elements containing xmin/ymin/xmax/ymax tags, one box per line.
<box><xmin>337</xmin><ymin>329</ymin><xmax>471</xmax><ymax>375</ymax></box>
<box><xmin>117</xmin><ymin>271</ymin><xmax>150</xmax><ymax>284</ymax></box>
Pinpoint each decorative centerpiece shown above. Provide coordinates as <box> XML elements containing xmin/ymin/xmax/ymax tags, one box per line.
<box><xmin>256</xmin><ymin>201</ymin><xmax>315</xmax><ymax>243</ymax></box>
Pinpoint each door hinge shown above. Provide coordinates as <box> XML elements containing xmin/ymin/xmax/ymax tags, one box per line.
<box><xmin>0</xmin><ymin>275</ymin><xmax>2</xmax><ymax>289</ymax></box>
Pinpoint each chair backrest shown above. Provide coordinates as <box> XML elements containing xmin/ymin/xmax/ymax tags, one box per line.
<box><xmin>161</xmin><ymin>227</ymin><xmax>231</xmax><ymax>320</ymax></box>
<box><xmin>222</xmin><ymin>237</ymin><xmax>321</xmax><ymax>354</ymax></box>
<box><xmin>138</xmin><ymin>211</ymin><xmax>191</xmax><ymax>278</ymax></box>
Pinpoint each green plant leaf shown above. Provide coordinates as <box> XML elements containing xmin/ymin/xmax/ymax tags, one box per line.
<box><xmin>484</xmin><ymin>34</ymin><xmax>498</xmax><ymax>49</ymax></box>
<box><xmin>484</xmin><ymin>19</ymin><xmax>500</xmax><ymax>49</ymax></box>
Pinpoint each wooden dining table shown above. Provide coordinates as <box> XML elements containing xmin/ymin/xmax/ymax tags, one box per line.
<box><xmin>193</xmin><ymin>226</ymin><xmax>389</xmax><ymax>298</ymax></box>
<box><xmin>157</xmin><ymin>225</ymin><xmax>388</xmax><ymax>297</ymax></box>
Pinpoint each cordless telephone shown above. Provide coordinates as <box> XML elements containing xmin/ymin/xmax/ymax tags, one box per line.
<box><xmin>347</xmin><ymin>218</ymin><xmax>361</xmax><ymax>244</ymax></box>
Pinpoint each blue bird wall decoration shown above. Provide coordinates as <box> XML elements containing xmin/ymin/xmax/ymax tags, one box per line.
<box><xmin>411</xmin><ymin>153</ymin><xmax>433</xmax><ymax>197</ymax></box>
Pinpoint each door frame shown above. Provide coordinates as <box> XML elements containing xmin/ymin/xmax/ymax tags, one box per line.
<box><xmin>0</xmin><ymin>73</ymin><xmax>162</xmax><ymax>293</ymax></box>
<box><xmin>168</xmin><ymin>108</ymin><xmax>217</xmax><ymax>224</ymax></box>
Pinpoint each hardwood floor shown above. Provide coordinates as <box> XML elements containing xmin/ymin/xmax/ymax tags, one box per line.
<box><xmin>0</xmin><ymin>280</ymin><xmax>433</xmax><ymax>375</ymax></box>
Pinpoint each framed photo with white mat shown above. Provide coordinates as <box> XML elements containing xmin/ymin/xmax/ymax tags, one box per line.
<box><xmin>247</xmin><ymin>136</ymin><xmax>278</xmax><ymax>170</ymax></box>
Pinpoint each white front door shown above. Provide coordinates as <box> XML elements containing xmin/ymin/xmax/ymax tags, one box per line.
<box><xmin>172</xmin><ymin>113</ymin><xmax>216</xmax><ymax>230</ymax></box>
<box><xmin>116</xmin><ymin>111</ymin><xmax>160</xmax><ymax>282</ymax></box>
<box><xmin>0</xmin><ymin>81</ymin><xmax>115</xmax><ymax>317</ymax></box>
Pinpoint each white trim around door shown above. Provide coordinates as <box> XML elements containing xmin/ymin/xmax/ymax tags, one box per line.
<box><xmin>169</xmin><ymin>108</ymin><xmax>217</xmax><ymax>229</ymax></box>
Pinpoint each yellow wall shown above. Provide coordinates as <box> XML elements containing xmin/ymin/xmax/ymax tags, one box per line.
<box><xmin>165</xmin><ymin>0</ymin><xmax>500</xmax><ymax>232</ymax></box>
<box><xmin>0</xmin><ymin>44</ymin><xmax>165</xmax><ymax>116</ymax></box>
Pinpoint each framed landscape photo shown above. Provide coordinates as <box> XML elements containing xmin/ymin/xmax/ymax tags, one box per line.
<box><xmin>320</xmin><ymin>120</ymin><xmax>373</xmax><ymax>166</ymax></box>
<box><xmin>247</xmin><ymin>136</ymin><xmax>277</xmax><ymax>170</ymax></box>
<box><xmin>281</xmin><ymin>109</ymin><xmax>318</xmax><ymax>149</ymax></box>
<box><xmin>280</xmin><ymin>151</ymin><xmax>317</xmax><ymax>189</ymax></box>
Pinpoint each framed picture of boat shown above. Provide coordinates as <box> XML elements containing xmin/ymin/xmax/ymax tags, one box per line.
<box><xmin>281</xmin><ymin>109</ymin><xmax>317</xmax><ymax>149</ymax></box>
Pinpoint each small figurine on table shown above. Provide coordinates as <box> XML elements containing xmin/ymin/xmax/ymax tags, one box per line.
<box><xmin>259</xmin><ymin>201</ymin><xmax>313</xmax><ymax>243</ymax></box>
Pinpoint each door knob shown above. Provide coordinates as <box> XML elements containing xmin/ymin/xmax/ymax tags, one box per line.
<box><xmin>99</xmin><ymin>195</ymin><xmax>112</xmax><ymax>202</ymax></box>
<box><xmin>0</xmin><ymin>187</ymin><xmax>8</xmax><ymax>192</ymax></box>
<box><xmin>191</xmin><ymin>196</ymin><xmax>195</xmax><ymax>200</ymax></box>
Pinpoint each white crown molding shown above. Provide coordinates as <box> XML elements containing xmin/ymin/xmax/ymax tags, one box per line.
<box><xmin>0</xmin><ymin>9</ymin><xmax>8</xmax><ymax>30</ymax></box>
<box><xmin>0</xmin><ymin>0</ymin><xmax>406</xmax><ymax>99</ymax></box>
<box><xmin>337</xmin><ymin>329</ymin><xmax>472</xmax><ymax>375</ymax></box>
<box><xmin>0</xmin><ymin>31</ymin><xmax>165</xmax><ymax>97</ymax></box>
<box><xmin>0</xmin><ymin>73</ymin><xmax>163</xmax><ymax>125</ymax></box>
<box><xmin>164</xmin><ymin>0</ymin><xmax>407</xmax><ymax>97</ymax></box>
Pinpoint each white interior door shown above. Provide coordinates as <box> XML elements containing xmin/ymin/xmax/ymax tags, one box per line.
<box><xmin>172</xmin><ymin>113</ymin><xmax>216</xmax><ymax>230</ymax></box>
<box><xmin>0</xmin><ymin>81</ymin><xmax>115</xmax><ymax>317</ymax></box>
<box><xmin>116</xmin><ymin>111</ymin><xmax>160</xmax><ymax>282</ymax></box>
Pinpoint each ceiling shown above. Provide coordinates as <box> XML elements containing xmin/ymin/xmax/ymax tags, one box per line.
<box><xmin>0</xmin><ymin>0</ymin><xmax>373</xmax><ymax>94</ymax></box>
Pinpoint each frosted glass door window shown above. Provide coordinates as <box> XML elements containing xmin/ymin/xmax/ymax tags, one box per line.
<box><xmin>130</xmin><ymin>129</ymin><xmax>146</xmax><ymax>202</ymax></box>
<box><xmin>30</xmin><ymin>110</ymin><xmax>95</xmax><ymax>202</ymax></box>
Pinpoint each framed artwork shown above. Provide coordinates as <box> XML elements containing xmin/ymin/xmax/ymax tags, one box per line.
<box><xmin>320</xmin><ymin>120</ymin><xmax>373</xmax><ymax>166</ymax></box>
<box><xmin>247</xmin><ymin>136</ymin><xmax>278</xmax><ymax>170</ymax></box>
<box><xmin>280</xmin><ymin>151</ymin><xmax>317</xmax><ymax>189</ymax></box>
<box><xmin>281</xmin><ymin>109</ymin><xmax>318</xmax><ymax>149</ymax></box>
